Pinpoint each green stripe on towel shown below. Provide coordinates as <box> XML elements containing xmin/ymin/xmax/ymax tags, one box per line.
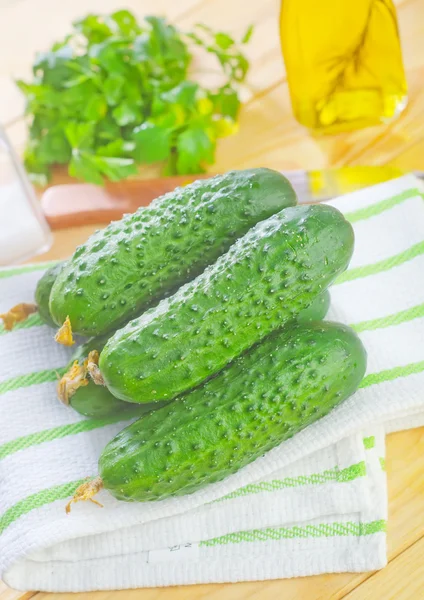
<box><xmin>344</xmin><ymin>189</ymin><xmax>420</xmax><ymax>224</ymax></box>
<box><xmin>0</xmin><ymin>312</ymin><xmax>45</xmax><ymax>336</ymax></box>
<box><xmin>200</xmin><ymin>520</ymin><xmax>387</xmax><ymax>547</ymax></box>
<box><xmin>0</xmin><ymin>415</ymin><xmax>128</xmax><ymax>460</ymax></box>
<box><xmin>0</xmin><ymin>478</ymin><xmax>384</xmax><ymax>537</ymax></box>
<box><xmin>336</xmin><ymin>240</ymin><xmax>424</xmax><ymax>285</ymax></box>
<box><xmin>352</xmin><ymin>303</ymin><xmax>424</xmax><ymax>333</ymax></box>
<box><xmin>216</xmin><ymin>462</ymin><xmax>366</xmax><ymax>503</ymax></box>
<box><xmin>0</xmin><ymin>261</ymin><xmax>58</xmax><ymax>280</ymax></box>
<box><xmin>0</xmin><ymin>479</ymin><xmax>86</xmax><ymax>536</ymax></box>
<box><xmin>360</xmin><ymin>361</ymin><xmax>424</xmax><ymax>388</ymax></box>
<box><xmin>0</xmin><ymin>368</ymin><xmax>65</xmax><ymax>396</ymax></box>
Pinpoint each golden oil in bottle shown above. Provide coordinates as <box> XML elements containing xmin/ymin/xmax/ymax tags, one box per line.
<box><xmin>280</xmin><ymin>0</ymin><xmax>408</xmax><ymax>133</ymax></box>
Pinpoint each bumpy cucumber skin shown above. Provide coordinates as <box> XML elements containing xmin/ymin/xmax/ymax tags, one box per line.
<box><xmin>99</xmin><ymin>321</ymin><xmax>366</xmax><ymax>502</ymax></box>
<box><xmin>297</xmin><ymin>289</ymin><xmax>330</xmax><ymax>324</ymax></box>
<box><xmin>68</xmin><ymin>336</ymin><xmax>167</xmax><ymax>419</ymax></box>
<box><xmin>100</xmin><ymin>204</ymin><xmax>354</xmax><ymax>404</ymax></box>
<box><xmin>70</xmin><ymin>296</ymin><xmax>323</xmax><ymax>419</ymax></box>
<box><xmin>34</xmin><ymin>262</ymin><xmax>65</xmax><ymax>327</ymax></box>
<box><xmin>49</xmin><ymin>169</ymin><xmax>297</xmax><ymax>336</ymax></box>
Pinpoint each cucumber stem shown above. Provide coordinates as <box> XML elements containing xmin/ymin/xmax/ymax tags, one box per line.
<box><xmin>55</xmin><ymin>316</ymin><xmax>75</xmax><ymax>346</ymax></box>
<box><xmin>65</xmin><ymin>476</ymin><xmax>104</xmax><ymax>513</ymax></box>
<box><xmin>0</xmin><ymin>303</ymin><xmax>37</xmax><ymax>331</ymax></box>
<box><xmin>87</xmin><ymin>350</ymin><xmax>106</xmax><ymax>386</ymax></box>
<box><xmin>57</xmin><ymin>360</ymin><xmax>89</xmax><ymax>405</ymax></box>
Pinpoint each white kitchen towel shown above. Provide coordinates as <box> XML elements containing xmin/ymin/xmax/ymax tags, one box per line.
<box><xmin>0</xmin><ymin>174</ymin><xmax>423</xmax><ymax>592</ymax></box>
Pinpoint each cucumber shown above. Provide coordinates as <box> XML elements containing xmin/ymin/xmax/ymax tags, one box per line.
<box><xmin>50</xmin><ymin>168</ymin><xmax>297</xmax><ymax>337</ymax></box>
<box><xmin>70</xmin><ymin>382</ymin><xmax>164</xmax><ymax>420</ymax></box>
<box><xmin>100</xmin><ymin>204</ymin><xmax>353</xmax><ymax>404</ymax></box>
<box><xmin>297</xmin><ymin>289</ymin><xmax>330</xmax><ymax>324</ymax></box>
<box><xmin>65</xmin><ymin>296</ymin><xmax>330</xmax><ymax>419</ymax></box>
<box><xmin>98</xmin><ymin>321</ymin><xmax>366</xmax><ymax>502</ymax></box>
<box><xmin>35</xmin><ymin>262</ymin><xmax>65</xmax><ymax>327</ymax></box>
<box><xmin>61</xmin><ymin>336</ymin><xmax>167</xmax><ymax>419</ymax></box>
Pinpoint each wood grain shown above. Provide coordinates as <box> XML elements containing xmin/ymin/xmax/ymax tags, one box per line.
<box><xmin>1</xmin><ymin>0</ymin><xmax>424</xmax><ymax>598</ymax></box>
<box><xmin>343</xmin><ymin>539</ymin><xmax>424</xmax><ymax>600</ymax></box>
<box><xmin>0</xmin><ymin>582</ymin><xmax>35</xmax><ymax>600</ymax></box>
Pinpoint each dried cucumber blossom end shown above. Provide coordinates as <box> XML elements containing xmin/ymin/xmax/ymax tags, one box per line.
<box><xmin>55</xmin><ymin>315</ymin><xmax>75</xmax><ymax>346</ymax></box>
<box><xmin>87</xmin><ymin>350</ymin><xmax>105</xmax><ymax>386</ymax></box>
<box><xmin>57</xmin><ymin>360</ymin><xmax>89</xmax><ymax>405</ymax></box>
<box><xmin>0</xmin><ymin>303</ymin><xmax>38</xmax><ymax>331</ymax></box>
<box><xmin>65</xmin><ymin>476</ymin><xmax>104</xmax><ymax>514</ymax></box>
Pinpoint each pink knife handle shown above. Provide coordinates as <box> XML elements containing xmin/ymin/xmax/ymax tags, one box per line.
<box><xmin>41</xmin><ymin>175</ymin><xmax>211</xmax><ymax>229</ymax></box>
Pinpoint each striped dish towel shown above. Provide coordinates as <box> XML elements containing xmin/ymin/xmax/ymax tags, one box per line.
<box><xmin>0</xmin><ymin>174</ymin><xmax>423</xmax><ymax>592</ymax></box>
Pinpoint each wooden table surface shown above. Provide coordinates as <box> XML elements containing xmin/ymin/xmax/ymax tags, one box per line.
<box><xmin>1</xmin><ymin>0</ymin><xmax>424</xmax><ymax>598</ymax></box>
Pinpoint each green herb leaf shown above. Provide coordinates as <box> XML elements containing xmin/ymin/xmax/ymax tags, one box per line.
<box><xmin>93</xmin><ymin>155</ymin><xmax>138</xmax><ymax>181</ymax></box>
<box><xmin>73</xmin><ymin>14</ymin><xmax>113</xmax><ymax>44</ymax></box>
<box><xmin>95</xmin><ymin>115</ymin><xmax>121</xmax><ymax>142</ymax></box>
<box><xmin>37</xmin><ymin>128</ymin><xmax>71</xmax><ymax>165</ymax></box>
<box><xmin>161</xmin><ymin>81</ymin><xmax>199</xmax><ymax>108</ymax></box>
<box><xmin>84</xmin><ymin>94</ymin><xmax>108</xmax><ymax>122</ymax></box>
<box><xmin>70</xmin><ymin>151</ymin><xmax>138</xmax><ymax>185</ymax></box>
<box><xmin>65</xmin><ymin>122</ymin><xmax>95</xmax><ymax>149</ymax></box>
<box><xmin>215</xmin><ymin>32</ymin><xmax>234</xmax><ymax>50</ymax></box>
<box><xmin>69</xmin><ymin>152</ymin><xmax>104</xmax><ymax>185</ymax></box>
<box><xmin>176</xmin><ymin>126</ymin><xmax>215</xmax><ymax>174</ymax></box>
<box><xmin>112</xmin><ymin>101</ymin><xmax>142</xmax><ymax>126</ymax></box>
<box><xmin>23</xmin><ymin>141</ymin><xmax>51</xmax><ymax>185</ymax></box>
<box><xmin>211</xmin><ymin>86</ymin><xmax>240</xmax><ymax>119</ymax></box>
<box><xmin>103</xmin><ymin>74</ymin><xmax>125</xmax><ymax>106</ymax></box>
<box><xmin>108</xmin><ymin>10</ymin><xmax>141</xmax><ymax>37</ymax></box>
<box><xmin>132</xmin><ymin>122</ymin><xmax>172</xmax><ymax>163</ymax></box>
<box><xmin>97</xmin><ymin>139</ymin><xmax>135</xmax><ymax>157</ymax></box>
<box><xmin>62</xmin><ymin>74</ymin><xmax>91</xmax><ymax>88</ymax></box>
<box><xmin>242</xmin><ymin>24</ymin><xmax>254</xmax><ymax>44</ymax></box>
<box><xmin>17</xmin><ymin>10</ymin><xmax>252</xmax><ymax>184</ymax></box>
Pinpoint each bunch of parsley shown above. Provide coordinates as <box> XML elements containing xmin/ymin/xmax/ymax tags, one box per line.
<box><xmin>17</xmin><ymin>10</ymin><xmax>253</xmax><ymax>185</ymax></box>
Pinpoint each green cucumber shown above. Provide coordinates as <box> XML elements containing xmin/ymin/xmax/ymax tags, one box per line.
<box><xmin>100</xmin><ymin>204</ymin><xmax>353</xmax><ymax>404</ymax></box>
<box><xmin>50</xmin><ymin>168</ymin><xmax>297</xmax><ymax>337</ymax></box>
<box><xmin>67</xmin><ymin>296</ymin><xmax>330</xmax><ymax>419</ymax></box>
<box><xmin>70</xmin><ymin>381</ymin><xmax>164</xmax><ymax>420</ymax></box>
<box><xmin>99</xmin><ymin>321</ymin><xmax>366</xmax><ymax>502</ymax></box>
<box><xmin>64</xmin><ymin>336</ymin><xmax>167</xmax><ymax>419</ymax></box>
<box><xmin>297</xmin><ymin>289</ymin><xmax>330</xmax><ymax>324</ymax></box>
<box><xmin>34</xmin><ymin>262</ymin><xmax>65</xmax><ymax>327</ymax></box>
